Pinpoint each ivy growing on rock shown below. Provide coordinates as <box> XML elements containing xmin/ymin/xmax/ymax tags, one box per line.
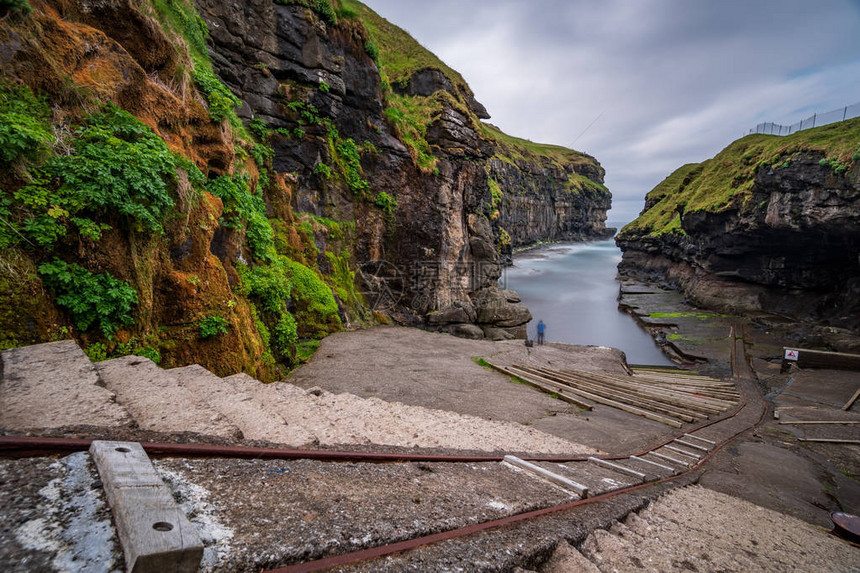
<box><xmin>0</xmin><ymin>83</ymin><xmax>51</xmax><ymax>165</ymax></box>
<box><xmin>1</xmin><ymin>96</ymin><xmax>180</xmax><ymax>249</ymax></box>
<box><xmin>47</xmin><ymin>105</ymin><xmax>177</xmax><ymax>233</ymax></box>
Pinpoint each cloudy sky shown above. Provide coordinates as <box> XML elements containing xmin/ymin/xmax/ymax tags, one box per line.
<box><xmin>362</xmin><ymin>0</ymin><xmax>860</xmax><ymax>224</ymax></box>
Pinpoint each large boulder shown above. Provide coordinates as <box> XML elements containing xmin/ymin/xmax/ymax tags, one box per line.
<box><xmin>426</xmin><ymin>301</ymin><xmax>477</xmax><ymax>326</ymax></box>
<box><xmin>472</xmin><ymin>287</ymin><xmax>532</xmax><ymax>328</ymax></box>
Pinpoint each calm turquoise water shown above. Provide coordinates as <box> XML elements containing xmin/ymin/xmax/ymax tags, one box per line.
<box><xmin>502</xmin><ymin>239</ymin><xmax>673</xmax><ymax>366</ymax></box>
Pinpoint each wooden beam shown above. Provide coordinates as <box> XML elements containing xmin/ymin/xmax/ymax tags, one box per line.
<box><xmin>544</xmin><ymin>368</ymin><xmax>730</xmax><ymax>415</ymax></box>
<box><xmin>507</xmin><ymin>367</ymin><xmax>684</xmax><ymax>428</ymax></box>
<box><xmin>648</xmin><ymin>451</ymin><xmax>691</xmax><ymax>467</ymax></box>
<box><xmin>503</xmin><ymin>455</ymin><xmax>588</xmax><ymax>497</ymax></box>
<box><xmin>842</xmin><ymin>388</ymin><xmax>860</xmax><ymax>411</ymax></box>
<box><xmin>485</xmin><ymin>363</ymin><xmax>593</xmax><ymax>410</ymax></box>
<box><xmin>558</xmin><ymin>369</ymin><xmax>737</xmax><ymax>409</ymax></box>
<box><xmin>673</xmin><ymin>438</ymin><xmax>710</xmax><ymax>452</ymax></box>
<box><xmin>526</xmin><ymin>367</ymin><xmax>700</xmax><ymax>422</ymax></box>
<box><xmin>664</xmin><ymin>444</ymin><xmax>702</xmax><ymax>459</ymax></box>
<box><xmin>90</xmin><ymin>441</ymin><xmax>203</xmax><ymax>573</ymax></box>
<box><xmin>683</xmin><ymin>433</ymin><xmax>717</xmax><ymax>445</ymax></box>
<box><xmin>588</xmin><ymin>457</ymin><xmax>646</xmax><ymax>480</ymax></box>
<box><xmin>629</xmin><ymin>455</ymin><xmax>678</xmax><ymax>474</ymax></box>
<box><xmin>539</xmin><ymin>368</ymin><xmax>720</xmax><ymax>414</ymax></box>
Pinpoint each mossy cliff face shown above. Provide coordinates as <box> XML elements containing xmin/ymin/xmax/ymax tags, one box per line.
<box><xmin>0</xmin><ymin>0</ymin><xmax>613</xmax><ymax>366</ymax></box>
<box><xmin>483</xmin><ymin>124</ymin><xmax>613</xmax><ymax>249</ymax></box>
<box><xmin>616</xmin><ymin>119</ymin><xmax>860</xmax><ymax>338</ymax></box>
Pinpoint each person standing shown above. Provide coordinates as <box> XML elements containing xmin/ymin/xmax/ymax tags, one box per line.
<box><xmin>537</xmin><ymin>320</ymin><xmax>546</xmax><ymax>345</ymax></box>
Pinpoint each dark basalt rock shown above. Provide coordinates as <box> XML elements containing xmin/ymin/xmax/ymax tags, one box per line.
<box><xmin>191</xmin><ymin>0</ymin><xmax>609</xmax><ymax>340</ymax></box>
<box><xmin>490</xmin><ymin>157</ymin><xmax>614</xmax><ymax>248</ymax></box>
<box><xmin>617</xmin><ymin>153</ymin><xmax>860</xmax><ymax>335</ymax></box>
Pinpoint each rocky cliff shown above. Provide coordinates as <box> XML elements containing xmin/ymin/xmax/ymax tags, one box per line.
<box><xmin>483</xmin><ymin>124</ymin><xmax>613</xmax><ymax>250</ymax></box>
<box><xmin>616</xmin><ymin>119</ymin><xmax>860</xmax><ymax>345</ymax></box>
<box><xmin>0</xmin><ymin>0</ymin><xmax>612</xmax><ymax>376</ymax></box>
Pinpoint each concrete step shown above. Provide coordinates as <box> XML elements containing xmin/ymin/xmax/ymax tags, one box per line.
<box><xmin>96</xmin><ymin>356</ymin><xmax>240</xmax><ymax>439</ymax></box>
<box><xmin>169</xmin><ymin>365</ymin><xmax>314</xmax><ymax>445</ymax></box>
<box><xmin>0</xmin><ymin>340</ymin><xmax>130</xmax><ymax>430</ymax></box>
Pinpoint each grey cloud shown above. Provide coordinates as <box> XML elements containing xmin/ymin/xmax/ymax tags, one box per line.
<box><xmin>363</xmin><ymin>0</ymin><xmax>860</xmax><ymax>222</ymax></box>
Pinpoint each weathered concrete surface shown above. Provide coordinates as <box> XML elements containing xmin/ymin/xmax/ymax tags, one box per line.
<box><xmin>95</xmin><ymin>356</ymin><xmax>240</xmax><ymax>439</ymax></box>
<box><xmin>576</xmin><ymin>485</ymin><xmax>859</xmax><ymax>573</ymax></box>
<box><xmin>0</xmin><ymin>340</ymin><xmax>130</xmax><ymax>430</ymax></box>
<box><xmin>152</xmin><ymin>457</ymin><xmax>578</xmax><ymax>572</ymax></box>
<box><xmin>0</xmin><ymin>454</ymin><xmax>122</xmax><ymax>573</ymax></box>
<box><xmin>289</xmin><ymin>326</ymin><xmax>680</xmax><ymax>453</ymax></box>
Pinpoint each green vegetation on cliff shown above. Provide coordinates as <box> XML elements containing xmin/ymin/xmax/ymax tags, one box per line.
<box><xmin>339</xmin><ymin>0</ymin><xmax>466</xmax><ymax>90</ymax></box>
<box><xmin>480</xmin><ymin>122</ymin><xmax>607</xmax><ymax>195</ymax></box>
<box><xmin>341</xmin><ymin>0</ymin><xmax>606</xmax><ymax>201</ymax></box>
<box><xmin>37</xmin><ymin>259</ymin><xmax>138</xmax><ymax>339</ymax></box>
<box><xmin>621</xmin><ymin>117</ymin><xmax>860</xmax><ymax>238</ymax></box>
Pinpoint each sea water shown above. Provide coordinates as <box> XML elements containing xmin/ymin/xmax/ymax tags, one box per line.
<box><xmin>502</xmin><ymin>239</ymin><xmax>673</xmax><ymax>366</ymax></box>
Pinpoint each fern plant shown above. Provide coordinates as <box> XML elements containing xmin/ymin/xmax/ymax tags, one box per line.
<box><xmin>46</xmin><ymin>105</ymin><xmax>177</xmax><ymax>233</ymax></box>
<box><xmin>199</xmin><ymin>316</ymin><xmax>229</xmax><ymax>339</ymax></box>
<box><xmin>37</xmin><ymin>259</ymin><xmax>138</xmax><ymax>339</ymax></box>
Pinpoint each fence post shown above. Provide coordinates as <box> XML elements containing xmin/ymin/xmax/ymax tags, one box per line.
<box><xmin>812</xmin><ymin>113</ymin><xmax>816</xmax><ymax>128</ymax></box>
<box><xmin>844</xmin><ymin>107</ymin><xmax>848</xmax><ymax>121</ymax></box>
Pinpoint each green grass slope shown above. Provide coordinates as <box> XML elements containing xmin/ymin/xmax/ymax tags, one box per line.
<box><xmin>621</xmin><ymin>118</ymin><xmax>860</xmax><ymax>238</ymax></box>
<box><xmin>337</xmin><ymin>0</ymin><xmax>602</xmax><ymax>179</ymax></box>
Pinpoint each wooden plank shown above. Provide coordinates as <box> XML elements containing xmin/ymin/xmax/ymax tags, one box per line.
<box><xmin>629</xmin><ymin>455</ymin><xmax>677</xmax><ymax>474</ymax></box>
<box><xmin>507</xmin><ymin>367</ymin><xmax>684</xmax><ymax>428</ymax></box>
<box><xmin>782</xmin><ymin>348</ymin><xmax>860</xmax><ymax>372</ymax></box>
<box><xmin>683</xmin><ymin>433</ymin><xmax>717</xmax><ymax>445</ymax></box>
<box><xmin>842</xmin><ymin>388</ymin><xmax>860</xmax><ymax>411</ymax></box>
<box><xmin>543</xmin><ymin>368</ymin><xmax>728</xmax><ymax>416</ymax></box>
<box><xmin>797</xmin><ymin>438</ymin><xmax>860</xmax><ymax>444</ymax></box>
<box><xmin>588</xmin><ymin>457</ymin><xmax>646</xmax><ymax>480</ymax></box>
<box><xmin>90</xmin><ymin>441</ymin><xmax>203</xmax><ymax>573</ymax></box>
<box><xmin>664</xmin><ymin>444</ymin><xmax>702</xmax><ymax>459</ymax></box>
<box><xmin>533</xmin><ymin>367</ymin><xmax>715</xmax><ymax>417</ymax></box>
<box><xmin>648</xmin><ymin>451</ymin><xmax>691</xmax><ymax>467</ymax></box>
<box><xmin>779</xmin><ymin>420</ymin><xmax>860</xmax><ymax>425</ymax></box>
<box><xmin>503</xmin><ymin>456</ymin><xmax>588</xmax><ymax>497</ymax></box>
<box><xmin>557</xmin><ymin>369</ymin><xmax>736</xmax><ymax>411</ymax></box>
<box><xmin>673</xmin><ymin>438</ymin><xmax>710</xmax><ymax>452</ymax></box>
<box><xmin>485</xmin><ymin>363</ymin><xmax>593</xmax><ymax>410</ymax></box>
<box><xmin>527</xmin><ymin>367</ymin><xmax>700</xmax><ymax>422</ymax></box>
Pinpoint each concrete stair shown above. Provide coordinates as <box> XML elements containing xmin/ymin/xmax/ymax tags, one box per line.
<box><xmin>168</xmin><ymin>365</ymin><xmax>313</xmax><ymax>444</ymax></box>
<box><xmin>0</xmin><ymin>340</ymin><xmax>282</xmax><ymax>441</ymax></box>
<box><xmin>96</xmin><ymin>356</ymin><xmax>241</xmax><ymax>439</ymax></box>
<box><xmin>0</xmin><ymin>340</ymin><xmax>130</xmax><ymax>430</ymax></box>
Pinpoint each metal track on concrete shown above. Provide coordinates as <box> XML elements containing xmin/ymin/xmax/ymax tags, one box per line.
<box><xmin>0</xmin><ymin>323</ymin><xmax>765</xmax><ymax>572</ymax></box>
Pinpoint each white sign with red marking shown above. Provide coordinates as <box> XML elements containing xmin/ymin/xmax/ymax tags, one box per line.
<box><xmin>784</xmin><ymin>349</ymin><xmax>800</xmax><ymax>361</ymax></box>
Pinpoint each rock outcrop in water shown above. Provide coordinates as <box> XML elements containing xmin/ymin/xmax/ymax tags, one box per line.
<box><xmin>0</xmin><ymin>0</ymin><xmax>612</xmax><ymax>374</ymax></box>
<box><xmin>616</xmin><ymin>119</ymin><xmax>860</xmax><ymax>349</ymax></box>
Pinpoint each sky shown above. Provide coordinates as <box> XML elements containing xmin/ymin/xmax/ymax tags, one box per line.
<box><xmin>361</xmin><ymin>0</ymin><xmax>860</xmax><ymax>224</ymax></box>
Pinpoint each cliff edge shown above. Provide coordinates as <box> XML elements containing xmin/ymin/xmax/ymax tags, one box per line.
<box><xmin>0</xmin><ymin>0</ymin><xmax>612</xmax><ymax>377</ymax></box>
<box><xmin>616</xmin><ymin>118</ymin><xmax>860</xmax><ymax>348</ymax></box>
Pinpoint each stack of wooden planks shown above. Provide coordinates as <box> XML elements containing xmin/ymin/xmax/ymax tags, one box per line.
<box><xmin>486</xmin><ymin>363</ymin><xmax>739</xmax><ymax>428</ymax></box>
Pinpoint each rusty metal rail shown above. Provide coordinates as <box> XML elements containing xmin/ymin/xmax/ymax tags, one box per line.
<box><xmin>0</xmin><ymin>325</ymin><xmax>762</xmax><ymax>572</ymax></box>
<box><xmin>263</xmin><ymin>323</ymin><xmax>764</xmax><ymax>573</ymax></box>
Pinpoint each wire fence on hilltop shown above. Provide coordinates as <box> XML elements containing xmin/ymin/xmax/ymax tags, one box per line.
<box><xmin>748</xmin><ymin>102</ymin><xmax>860</xmax><ymax>136</ymax></box>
